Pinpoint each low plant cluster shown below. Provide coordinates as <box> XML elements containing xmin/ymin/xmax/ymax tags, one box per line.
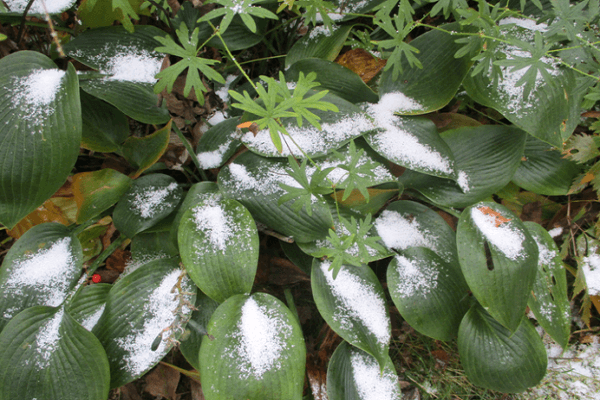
<box><xmin>0</xmin><ymin>0</ymin><xmax>599</xmax><ymax>399</ymax></box>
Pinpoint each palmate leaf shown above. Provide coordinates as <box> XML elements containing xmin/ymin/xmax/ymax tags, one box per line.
<box><xmin>154</xmin><ymin>24</ymin><xmax>225</xmax><ymax>104</ymax></box>
<box><xmin>199</xmin><ymin>0</ymin><xmax>278</xmax><ymax>34</ymax></box>
<box><xmin>113</xmin><ymin>0</ymin><xmax>140</xmax><ymax>32</ymax></box>
<box><xmin>375</xmin><ymin>13</ymin><xmax>421</xmax><ymax>80</ymax></box>
<box><xmin>332</xmin><ymin>140</ymin><xmax>378</xmax><ymax>202</ymax></box>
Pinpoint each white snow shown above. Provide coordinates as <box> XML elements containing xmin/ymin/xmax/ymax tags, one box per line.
<box><xmin>5</xmin><ymin>0</ymin><xmax>76</xmax><ymax>14</ymax></box>
<box><xmin>11</xmin><ymin>68</ymin><xmax>65</xmax><ymax>125</ymax></box>
<box><xmin>115</xmin><ymin>269</ymin><xmax>194</xmax><ymax>377</ymax></box>
<box><xmin>192</xmin><ymin>202</ymin><xmax>234</xmax><ymax>251</ymax></box>
<box><xmin>374</xmin><ymin>209</ymin><xmax>452</xmax><ymax>262</ymax></box>
<box><xmin>242</xmin><ymin>113</ymin><xmax>375</xmax><ymax>157</ymax></box>
<box><xmin>499</xmin><ymin>17</ymin><xmax>548</xmax><ymax>32</ymax></box>
<box><xmin>308</xmin><ymin>24</ymin><xmax>339</xmax><ymax>40</ymax></box>
<box><xmin>208</xmin><ymin>111</ymin><xmax>226</xmax><ymax>126</ymax></box>
<box><xmin>236</xmin><ymin>297</ymin><xmax>290</xmax><ymax>378</ymax></box>
<box><xmin>548</xmin><ymin>227</ymin><xmax>563</xmax><ymax>238</ymax></box>
<box><xmin>216</xmin><ymin>75</ymin><xmax>237</xmax><ymax>102</ymax></box>
<box><xmin>105</xmin><ymin>51</ymin><xmax>162</xmax><ymax>83</ymax></box>
<box><xmin>470</xmin><ymin>206</ymin><xmax>525</xmax><ymax>260</ymax></box>
<box><xmin>581</xmin><ymin>253</ymin><xmax>600</xmax><ymax>296</ymax></box>
<box><xmin>392</xmin><ymin>254</ymin><xmax>439</xmax><ymax>298</ymax></box>
<box><xmin>2</xmin><ymin>238</ymin><xmax>77</xmax><ymax>319</ymax></box>
<box><xmin>131</xmin><ymin>182</ymin><xmax>179</xmax><ymax>219</ymax></box>
<box><xmin>350</xmin><ymin>349</ymin><xmax>401</xmax><ymax>400</ymax></box>
<box><xmin>34</xmin><ymin>308</ymin><xmax>64</xmax><ymax>369</ymax></box>
<box><xmin>321</xmin><ymin>262</ymin><xmax>390</xmax><ymax>345</ymax></box>
<box><xmin>80</xmin><ymin>304</ymin><xmax>106</xmax><ymax>331</ymax></box>
<box><xmin>198</xmin><ymin>143</ymin><xmax>230</xmax><ymax>169</ymax></box>
<box><xmin>457</xmin><ymin>170</ymin><xmax>471</xmax><ymax>193</ymax></box>
<box><xmin>366</xmin><ymin>93</ymin><xmax>454</xmax><ymax>175</ymax></box>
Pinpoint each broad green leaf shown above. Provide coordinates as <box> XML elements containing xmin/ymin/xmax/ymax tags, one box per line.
<box><xmin>178</xmin><ymin>198</ymin><xmax>259</xmax><ymax>303</ymax></box>
<box><xmin>205</xmin><ymin>14</ymin><xmax>266</xmax><ymax>51</ymax></box>
<box><xmin>458</xmin><ymin>305</ymin><xmax>547</xmax><ymax>393</ymax></box>
<box><xmin>67</xmin><ymin>283</ymin><xmax>111</xmax><ymax>331</ymax></box>
<box><xmin>280</xmin><ymin>241</ymin><xmax>314</xmax><ymax>275</ymax></box>
<box><xmin>80</xmin><ymin>90</ymin><xmax>129</xmax><ymax>152</ymax></box>
<box><xmin>331</xmin><ymin>184</ymin><xmax>400</xmax><ymax>215</ymax></box>
<box><xmin>312</xmin><ymin>259</ymin><xmax>391</xmax><ymax>366</ymax></box>
<box><xmin>73</xmin><ymin>168</ymin><xmax>132</xmax><ymax>224</ymax></box>
<box><xmin>387</xmin><ymin>248</ymin><xmax>470</xmax><ymax>341</ymax></box>
<box><xmin>218</xmin><ymin>151</ymin><xmax>333</xmax><ymax>242</ymax></box>
<box><xmin>0</xmin><ymin>223</ymin><xmax>83</xmax><ymax>332</ymax></box>
<box><xmin>399</xmin><ymin>125</ymin><xmax>527</xmax><ymax>208</ymax></box>
<box><xmin>179</xmin><ymin>293</ymin><xmax>219</xmax><ymax>371</ymax></box>
<box><xmin>169</xmin><ymin>182</ymin><xmax>220</xmax><ymax>250</ymax></box>
<box><xmin>285</xmin><ymin>25</ymin><xmax>352</xmax><ymax>69</ymax></box>
<box><xmin>112</xmin><ymin>174</ymin><xmax>183</xmax><ymax>238</ymax></box>
<box><xmin>512</xmin><ymin>135</ymin><xmax>581</xmax><ymax>195</ymax></box>
<box><xmin>457</xmin><ymin>202</ymin><xmax>538</xmax><ymax>332</ymax></box>
<box><xmin>199</xmin><ymin>293</ymin><xmax>306</xmax><ymax>400</ymax></box>
<box><xmin>241</xmin><ymin>92</ymin><xmax>375</xmax><ymax>158</ymax></box>
<box><xmin>122</xmin><ymin>120</ymin><xmax>172</xmax><ymax>178</ymax></box>
<box><xmin>463</xmin><ymin>25</ymin><xmax>578</xmax><ymax>148</ymax></box>
<box><xmin>285</xmin><ymin>58</ymin><xmax>379</xmax><ymax>104</ymax></box>
<box><xmin>374</xmin><ymin>200</ymin><xmax>458</xmax><ymax>264</ymax></box>
<box><xmin>131</xmin><ymin>231</ymin><xmax>179</xmax><ymax>259</ymax></box>
<box><xmin>0</xmin><ymin>306</ymin><xmax>110</xmax><ymax>400</ymax></box>
<box><xmin>378</xmin><ymin>23</ymin><xmax>479</xmax><ymax>114</ymax></box>
<box><xmin>364</xmin><ymin>114</ymin><xmax>456</xmax><ymax>179</ymax></box>
<box><xmin>525</xmin><ymin>222</ymin><xmax>571</xmax><ymax>349</ymax></box>
<box><xmin>196</xmin><ymin>118</ymin><xmax>242</xmax><ymax>169</ymax></box>
<box><xmin>327</xmin><ymin>341</ymin><xmax>401</xmax><ymax>400</ymax></box>
<box><xmin>63</xmin><ymin>26</ymin><xmax>169</xmax><ymax>124</ymax></box>
<box><xmin>0</xmin><ymin>51</ymin><xmax>81</xmax><ymax>229</ymax></box>
<box><xmin>93</xmin><ymin>258</ymin><xmax>196</xmax><ymax>388</ymax></box>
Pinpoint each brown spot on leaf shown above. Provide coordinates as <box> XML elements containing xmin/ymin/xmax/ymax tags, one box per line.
<box><xmin>336</xmin><ymin>48</ymin><xmax>386</xmax><ymax>83</ymax></box>
<box><xmin>477</xmin><ymin>206</ymin><xmax>512</xmax><ymax>227</ymax></box>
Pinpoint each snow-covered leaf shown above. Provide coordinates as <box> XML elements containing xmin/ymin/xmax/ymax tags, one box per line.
<box><xmin>387</xmin><ymin>248</ymin><xmax>470</xmax><ymax>341</ymax></box>
<box><xmin>457</xmin><ymin>202</ymin><xmax>538</xmax><ymax>332</ymax></box>
<box><xmin>178</xmin><ymin>198</ymin><xmax>259</xmax><ymax>303</ymax></box>
<box><xmin>67</xmin><ymin>283</ymin><xmax>111</xmax><ymax>332</ymax></box>
<box><xmin>311</xmin><ymin>259</ymin><xmax>391</xmax><ymax>367</ymax></box>
<box><xmin>93</xmin><ymin>258</ymin><xmax>196</xmax><ymax>388</ymax></box>
<box><xmin>327</xmin><ymin>341</ymin><xmax>401</xmax><ymax>400</ymax></box>
<box><xmin>112</xmin><ymin>173</ymin><xmax>183</xmax><ymax>239</ymax></box>
<box><xmin>285</xmin><ymin>25</ymin><xmax>352</xmax><ymax>69</ymax></box>
<box><xmin>0</xmin><ymin>306</ymin><xmax>110</xmax><ymax>400</ymax></box>
<box><xmin>199</xmin><ymin>293</ymin><xmax>305</xmax><ymax>400</ymax></box>
<box><xmin>524</xmin><ymin>222</ymin><xmax>571</xmax><ymax>349</ymax></box>
<box><xmin>0</xmin><ymin>223</ymin><xmax>83</xmax><ymax>332</ymax></box>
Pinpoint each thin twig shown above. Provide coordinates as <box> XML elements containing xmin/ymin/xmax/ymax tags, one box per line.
<box><xmin>41</xmin><ymin>0</ymin><xmax>64</xmax><ymax>57</ymax></box>
<box><xmin>16</xmin><ymin>0</ymin><xmax>36</xmax><ymax>45</ymax></box>
<box><xmin>145</xmin><ymin>0</ymin><xmax>175</xmax><ymax>32</ymax></box>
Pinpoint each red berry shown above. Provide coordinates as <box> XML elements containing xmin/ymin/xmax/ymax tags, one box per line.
<box><xmin>92</xmin><ymin>274</ymin><xmax>101</xmax><ymax>283</ymax></box>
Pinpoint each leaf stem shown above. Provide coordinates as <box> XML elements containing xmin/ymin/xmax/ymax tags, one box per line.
<box><xmin>172</xmin><ymin>124</ymin><xmax>208</xmax><ymax>181</ymax></box>
<box><xmin>87</xmin><ymin>234</ymin><xmax>127</xmax><ymax>276</ymax></box>
<box><xmin>209</xmin><ymin>21</ymin><xmax>257</xmax><ymax>90</ymax></box>
<box><xmin>284</xmin><ymin>288</ymin><xmax>301</xmax><ymax>325</ymax></box>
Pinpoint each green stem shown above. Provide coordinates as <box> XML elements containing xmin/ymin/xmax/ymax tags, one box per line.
<box><xmin>284</xmin><ymin>288</ymin><xmax>301</xmax><ymax>325</ymax></box>
<box><xmin>209</xmin><ymin>21</ymin><xmax>257</xmax><ymax>90</ymax></box>
<box><xmin>173</xmin><ymin>124</ymin><xmax>208</xmax><ymax>181</ymax></box>
<box><xmin>87</xmin><ymin>235</ymin><xmax>127</xmax><ymax>276</ymax></box>
<box><xmin>70</xmin><ymin>216</ymin><xmax>102</xmax><ymax>236</ymax></box>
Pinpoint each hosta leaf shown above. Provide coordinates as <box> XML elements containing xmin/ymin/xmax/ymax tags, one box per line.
<box><xmin>0</xmin><ymin>51</ymin><xmax>81</xmax><ymax>229</ymax></box>
<box><xmin>512</xmin><ymin>135</ymin><xmax>581</xmax><ymax>195</ymax></box>
<box><xmin>179</xmin><ymin>293</ymin><xmax>219</xmax><ymax>371</ymax></box>
<box><xmin>285</xmin><ymin>25</ymin><xmax>352</xmax><ymax>69</ymax></box>
<box><xmin>387</xmin><ymin>248</ymin><xmax>470</xmax><ymax>341</ymax></box>
<box><xmin>0</xmin><ymin>306</ymin><xmax>110</xmax><ymax>400</ymax></box>
<box><xmin>122</xmin><ymin>120</ymin><xmax>172</xmax><ymax>178</ymax></box>
<box><xmin>311</xmin><ymin>259</ymin><xmax>391</xmax><ymax>366</ymax></box>
<box><xmin>205</xmin><ymin>14</ymin><xmax>265</xmax><ymax>51</ymax></box>
<box><xmin>93</xmin><ymin>258</ymin><xmax>196</xmax><ymax>388</ymax></box>
<box><xmin>112</xmin><ymin>173</ymin><xmax>183</xmax><ymax>238</ymax></box>
<box><xmin>524</xmin><ymin>222</ymin><xmax>571</xmax><ymax>349</ymax></box>
<box><xmin>199</xmin><ymin>293</ymin><xmax>305</xmax><ymax>400</ymax></box>
<box><xmin>285</xmin><ymin>58</ymin><xmax>379</xmax><ymax>104</ymax></box>
<box><xmin>463</xmin><ymin>26</ymin><xmax>578</xmax><ymax>148</ymax></box>
<box><xmin>1</xmin><ymin>0</ymin><xmax>76</xmax><ymax>14</ymax></box>
<box><xmin>399</xmin><ymin>125</ymin><xmax>527</xmax><ymax>208</ymax></box>
<box><xmin>67</xmin><ymin>283</ymin><xmax>111</xmax><ymax>331</ymax></box>
<box><xmin>241</xmin><ymin>92</ymin><xmax>375</xmax><ymax>158</ymax></box>
<box><xmin>0</xmin><ymin>223</ymin><xmax>83</xmax><ymax>332</ymax></box>
<box><xmin>374</xmin><ymin>200</ymin><xmax>458</xmax><ymax>264</ymax></box>
<box><xmin>363</xmin><ymin>114</ymin><xmax>456</xmax><ymax>179</ymax></box>
<box><xmin>378</xmin><ymin>23</ymin><xmax>479</xmax><ymax>115</ymax></box>
<box><xmin>218</xmin><ymin>151</ymin><xmax>333</xmax><ymax>242</ymax></box>
<box><xmin>73</xmin><ymin>168</ymin><xmax>132</xmax><ymax>224</ymax></box>
<box><xmin>457</xmin><ymin>202</ymin><xmax>538</xmax><ymax>332</ymax></box>
<box><xmin>327</xmin><ymin>341</ymin><xmax>401</xmax><ymax>400</ymax></box>
<box><xmin>196</xmin><ymin>118</ymin><xmax>242</xmax><ymax>169</ymax></box>
<box><xmin>458</xmin><ymin>305</ymin><xmax>547</xmax><ymax>393</ymax></box>
<box><xmin>178</xmin><ymin>198</ymin><xmax>259</xmax><ymax>303</ymax></box>
<box><xmin>80</xmin><ymin>90</ymin><xmax>129</xmax><ymax>152</ymax></box>
<box><xmin>63</xmin><ymin>26</ymin><xmax>169</xmax><ymax>124</ymax></box>
<box><xmin>169</xmin><ymin>182</ymin><xmax>220</xmax><ymax>249</ymax></box>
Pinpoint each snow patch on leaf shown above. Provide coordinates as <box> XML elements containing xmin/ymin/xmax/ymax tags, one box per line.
<box><xmin>34</xmin><ymin>308</ymin><xmax>64</xmax><ymax>369</ymax></box>
<box><xmin>392</xmin><ymin>254</ymin><xmax>439</xmax><ymax>299</ymax></box>
<box><xmin>11</xmin><ymin>68</ymin><xmax>65</xmax><ymax>125</ymax></box>
<box><xmin>131</xmin><ymin>182</ymin><xmax>179</xmax><ymax>219</ymax></box>
<box><xmin>350</xmin><ymin>349</ymin><xmax>401</xmax><ymax>400</ymax></box>
<box><xmin>471</xmin><ymin>206</ymin><xmax>525</xmax><ymax>260</ymax></box>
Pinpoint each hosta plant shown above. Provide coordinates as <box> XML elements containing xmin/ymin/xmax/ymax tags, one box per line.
<box><xmin>0</xmin><ymin>0</ymin><xmax>599</xmax><ymax>399</ymax></box>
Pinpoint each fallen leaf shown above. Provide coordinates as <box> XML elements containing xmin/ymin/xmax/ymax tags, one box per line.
<box><xmin>477</xmin><ymin>206</ymin><xmax>512</xmax><ymax>227</ymax></box>
<box><xmin>144</xmin><ymin>363</ymin><xmax>180</xmax><ymax>400</ymax></box>
<box><xmin>336</xmin><ymin>48</ymin><xmax>386</xmax><ymax>83</ymax></box>
<box><xmin>105</xmin><ymin>248</ymin><xmax>131</xmax><ymax>273</ymax></box>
